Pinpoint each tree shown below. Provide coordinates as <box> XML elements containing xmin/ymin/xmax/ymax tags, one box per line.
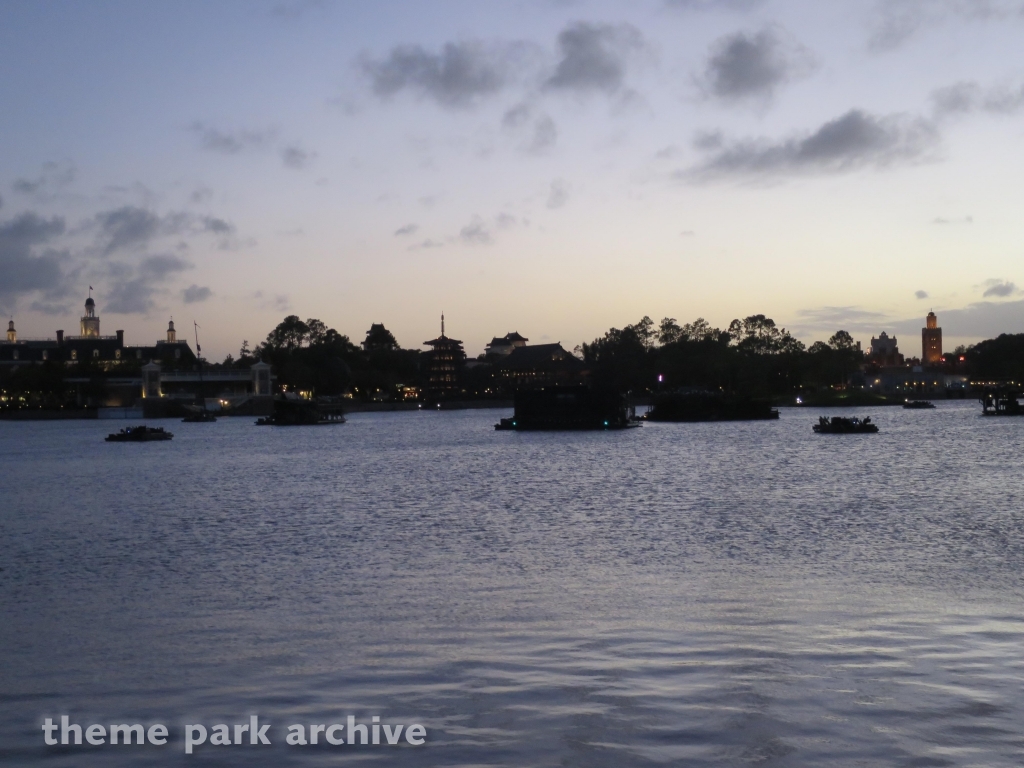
<box><xmin>658</xmin><ymin>317</ymin><xmax>682</xmax><ymax>346</ymax></box>
<box><xmin>729</xmin><ymin>315</ymin><xmax>805</xmax><ymax>355</ymax></box>
<box><xmin>627</xmin><ymin>316</ymin><xmax>655</xmax><ymax>351</ymax></box>
<box><xmin>264</xmin><ymin>315</ymin><xmax>310</xmax><ymax>352</ymax></box>
<box><xmin>828</xmin><ymin>330</ymin><xmax>856</xmax><ymax>351</ymax></box>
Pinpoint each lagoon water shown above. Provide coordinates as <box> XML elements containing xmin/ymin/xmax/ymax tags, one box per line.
<box><xmin>2</xmin><ymin>401</ymin><xmax>1024</xmax><ymax>766</ymax></box>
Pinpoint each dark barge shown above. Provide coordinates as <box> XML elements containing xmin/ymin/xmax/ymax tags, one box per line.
<box><xmin>980</xmin><ymin>388</ymin><xmax>1024</xmax><ymax>416</ymax></box>
<box><xmin>105</xmin><ymin>425</ymin><xmax>174</xmax><ymax>442</ymax></box>
<box><xmin>256</xmin><ymin>395</ymin><xmax>347</xmax><ymax>425</ymax></box>
<box><xmin>495</xmin><ymin>386</ymin><xmax>638</xmax><ymax>431</ymax></box>
<box><xmin>813</xmin><ymin>416</ymin><xmax>878</xmax><ymax>434</ymax></box>
<box><xmin>645</xmin><ymin>392</ymin><xmax>779</xmax><ymax>422</ymax></box>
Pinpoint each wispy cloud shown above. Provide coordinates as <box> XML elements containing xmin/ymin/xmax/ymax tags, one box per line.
<box><xmin>684</xmin><ymin>109</ymin><xmax>939</xmax><ymax>180</ymax></box>
<box><xmin>182</xmin><ymin>284</ymin><xmax>212</xmax><ymax>304</ymax></box>
<box><xmin>980</xmin><ymin>279</ymin><xmax>1019</xmax><ymax>298</ymax></box>
<box><xmin>931</xmin><ymin>80</ymin><xmax>1024</xmax><ymax>117</ymax></box>
<box><xmin>362</xmin><ymin>40</ymin><xmax>535</xmax><ymax>108</ymax></box>
<box><xmin>0</xmin><ymin>212</ymin><xmax>71</xmax><ymax>307</ymax></box>
<box><xmin>12</xmin><ymin>160</ymin><xmax>77</xmax><ymax>198</ymax></box>
<box><xmin>866</xmin><ymin>0</ymin><xmax>1024</xmax><ymax>52</ymax></box>
<box><xmin>547</xmin><ymin>178</ymin><xmax>570</xmax><ymax>209</ymax></box>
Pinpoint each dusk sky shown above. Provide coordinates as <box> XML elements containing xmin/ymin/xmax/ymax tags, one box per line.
<box><xmin>2</xmin><ymin>0</ymin><xmax>1024</xmax><ymax>358</ymax></box>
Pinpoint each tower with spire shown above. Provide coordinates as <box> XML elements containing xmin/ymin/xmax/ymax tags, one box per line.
<box><xmin>422</xmin><ymin>312</ymin><xmax>465</xmax><ymax>400</ymax></box>
<box><xmin>80</xmin><ymin>289</ymin><xmax>100</xmax><ymax>338</ymax></box>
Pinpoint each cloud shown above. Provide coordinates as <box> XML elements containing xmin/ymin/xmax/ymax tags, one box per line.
<box><xmin>95</xmin><ymin>206</ymin><xmax>161</xmax><ymax>254</ymax></box>
<box><xmin>92</xmin><ymin>207</ymin><xmax>237</xmax><ymax>255</ymax></box>
<box><xmin>866</xmin><ymin>0</ymin><xmax>1024</xmax><ymax>52</ymax></box>
<box><xmin>889</xmin><ymin>299</ymin><xmax>1024</xmax><ymax>340</ymax></box>
<box><xmin>545</xmin><ymin>22</ymin><xmax>645</xmax><ymax>94</ymax></box>
<box><xmin>931</xmin><ymin>80</ymin><xmax>1024</xmax><ymax>117</ymax></box>
<box><xmin>281</xmin><ymin>145</ymin><xmax>315</xmax><ymax>169</ymax></box>
<box><xmin>409</xmin><ymin>238</ymin><xmax>443</xmax><ymax>250</ymax></box>
<box><xmin>270</xmin><ymin>0</ymin><xmax>325</xmax><ymax>20</ymax></box>
<box><xmin>666</xmin><ymin>0</ymin><xmax>765</xmax><ymax>10</ymax></box>
<box><xmin>190</xmin><ymin>122</ymin><xmax>273</xmax><ymax>154</ymax></box>
<box><xmin>685</xmin><ymin>109</ymin><xmax>939</xmax><ymax>179</ymax></box>
<box><xmin>502</xmin><ymin>103</ymin><xmax>558</xmax><ymax>152</ymax></box>
<box><xmin>362</xmin><ymin>41</ymin><xmax>531</xmax><ymax>108</ymax></box>
<box><xmin>790</xmin><ymin>305</ymin><xmax>894</xmax><ymax>339</ymax></box>
<box><xmin>932</xmin><ymin>215</ymin><xmax>972</xmax><ymax>225</ymax></box>
<box><xmin>12</xmin><ymin>160</ymin><xmax>76</xmax><ymax>198</ymax></box>
<box><xmin>701</xmin><ymin>27</ymin><xmax>816</xmax><ymax>102</ymax></box>
<box><xmin>254</xmin><ymin>290</ymin><xmax>290</xmax><ymax>311</ymax></box>
<box><xmin>457</xmin><ymin>212</ymin><xmax>523</xmax><ymax>245</ymax></box>
<box><xmin>201</xmin><ymin>216</ymin><xmax>234</xmax><ymax>235</ymax></box>
<box><xmin>394</xmin><ymin>223</ymin><xmax>419</xmax><ymax>236</ymax></box>
<box><xmin>182</xmin><ymin>284</ymin><xmax>213</xmax><ymax>304</ymax></box>
<box><xmin>104</xmin><ymin>254</ymin><xmax>191</xmax><ymax>314</ymax></box>
<box><xmin>459</xmin><ymin>216</ymin><xmax>492</xmax><ymax>245</ymax></box>
<box><xmin>0</xmin><ymin>212</ymin><xmax>71</xmax><ymax>306</ymax></box>
<box><xmin>981</xmin><ymin>279</ymin><xmax>1019</xmax><ymax>298</ymax></box>
<box><xmin>547</xmin><ymin>178</ymin><xmax>570</xmax><ymax>209</ymax></box>
<box><xmin>915</xmin><ymin>290</ymin><xmax>929</xmax><ymax>299</ymax></box>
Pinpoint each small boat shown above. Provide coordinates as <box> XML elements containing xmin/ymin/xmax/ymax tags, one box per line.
<box><xmin>105</xmin><ymin>425</ymin><xmax>173</xmax><ymax>442</ymax></box>
<box><xmin>903</xmin><ymin>400</ymin><xmax>935</xmax><ymax>409</ymax></box>
<box><xmin>812</xmin><ymin>416</ymin><xmax>878</xmax><ymax>434</ymax></box>
<box><xmin>182</xmin><ymin>408</ymin><xmax>217</xmax><ymax>423</ymax></box>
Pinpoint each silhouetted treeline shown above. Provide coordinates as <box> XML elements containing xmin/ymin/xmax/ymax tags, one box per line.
<box><xmin>583</xmin><ymin>315</ymin><xmax>864</xmax><ymax>397</ymax></box>
<box><xmin>965</xmin><ymin>334</ymin><xmax>1024</xmax><ymax>383</ymax></box>
<box><xmin>217</xmin><ymin>315</ymin><xmax>418</xmax><ymax>398</ymax></box>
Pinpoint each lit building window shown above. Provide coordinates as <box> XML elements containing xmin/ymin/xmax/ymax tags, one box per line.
<box><xmin>42</xmin><ymin>350</ymin><xmax>48</xmax><ymax>361</ymax></box>
<box><xmin>71</xmin><ymin>350</ymin><xmax>77</xmax><ymax>360</ymax></box>
<box><xmin>115</xmin><ymin>349</ymin><xmax>121</xmax><ymax>360</ymax></box>
<box><xmin>93</xmin><ymin>349</ymin><xmax>99</xmax><ymax>358</ymax></box>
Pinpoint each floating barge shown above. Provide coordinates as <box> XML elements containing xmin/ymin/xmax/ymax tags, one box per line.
<box><xmin>495</xmin><ymin>386</ymin><xmax>638</xmax><ymax>431</ymax></box>
<box><xmin>813</xmin><ymin>416</ymin><xmax>878</xmax><ymax>434</ymax></box>
<box><xmin>256</xmin><ymin>395</ymin><xmax>346</xmax><ymax>425</ymax></box>
<box><xmin>902</xmin><ymin>400</ymin><xmax>935</xmax><ymax>410</ymax></box>
<box><xmin>105</xmin><ymin>425</ymin><xmax>173</xmax><ymax>442</ymax></box>
<box><xmin>645</xmin><ymin>392</ymin><xmax>779</xmax><ymax>422</ymax></box>
<box><xmin>981</xmin><ymin>389</ymin><xmax>1024</xmax><ymax>416</ymax></box>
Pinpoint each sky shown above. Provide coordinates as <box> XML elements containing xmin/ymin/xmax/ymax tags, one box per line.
<box><xmin>2</xmin><ymin>0</ymin><xmax>1024</xmax><ymax>359</ymax></box>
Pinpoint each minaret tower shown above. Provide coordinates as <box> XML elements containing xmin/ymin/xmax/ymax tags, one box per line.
<box><xmin>922</xmin><ymin>311</ymin><xmax>942</xmax><ymax>364</ymax></box>
<box><xmin>80</xmin><ymin>290</ymin><xmax>100</xmax><ymax>338</ymax></box>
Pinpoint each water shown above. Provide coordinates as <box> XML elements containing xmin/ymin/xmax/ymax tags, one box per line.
<box><xmin>2</xmin><ymin>402</ymin><xmax>1024</xmax><ymax>766</ymax></box>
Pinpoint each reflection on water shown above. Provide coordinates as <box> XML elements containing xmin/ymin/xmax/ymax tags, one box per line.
<box><xmin>1</xmin><ymin>402</ymin><xmax>1023</xmax><ymax>766</ymax></box>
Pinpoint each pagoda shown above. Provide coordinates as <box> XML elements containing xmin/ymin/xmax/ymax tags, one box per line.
<box><xmin>422</xmin><ymin>314</ymin><xmax>465</xmax><ymax>400</ymax></box>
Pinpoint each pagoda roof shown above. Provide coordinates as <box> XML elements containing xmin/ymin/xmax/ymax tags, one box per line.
<box><xmin>423</xmin><ymin>334</ymin><xmax>463</xmax><ymax>347</ymax></box>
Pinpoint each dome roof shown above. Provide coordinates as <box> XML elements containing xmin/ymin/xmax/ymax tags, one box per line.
<box><xmin>85</xmin><ymin>297</ymin><xmax>95</xmax><ymax>307</ymax></box>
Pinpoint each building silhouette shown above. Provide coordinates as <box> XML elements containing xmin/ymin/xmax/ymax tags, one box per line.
<box><xmin>922</xmin><ymin>311</ymin><xmax>942</xmax><ymax>364</ymax></box>
<box><xmin>868</xmin><ymin>332</ymin><xmax>903</xmax><ymax>366</ymax></box>
<box><xmin>422</xmin><ymin>314</ymin><xmax>465</xmax><ymax>399</ymax></box>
